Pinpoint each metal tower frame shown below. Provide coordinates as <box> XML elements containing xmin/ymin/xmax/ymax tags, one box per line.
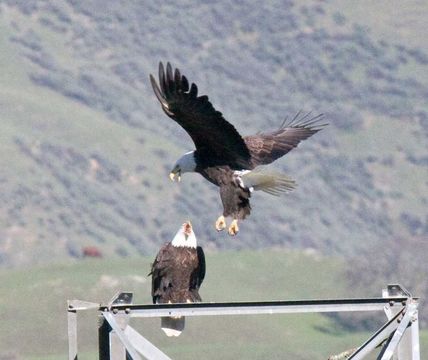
<box><xmin>67</xmin><ymin>284</ymin><xmax>420</xmax><ymax>360</ymax></box>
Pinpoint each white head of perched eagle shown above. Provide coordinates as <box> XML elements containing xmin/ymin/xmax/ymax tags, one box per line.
<box><xmin>150</xmin><ymin>62</ymin><xmax>327</xmax><ymax>236</ymax></box>
<box><xmin>150</xmin><ymin>221</ymin><xmax>205</xmax><ymax>337</ymax></box>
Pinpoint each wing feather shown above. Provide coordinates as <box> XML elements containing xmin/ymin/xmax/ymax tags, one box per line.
<box><xmin>196</xmin><ymin>246</ymin><xmax>206</xmax><ymax>287</ymax></box>
<box><xmin>150</xmin><ymin>62</ymin><xmax>251</xmax><ymax>168</ymax></box>
<box><xmin>244</xmin><ymin>112</ymin><xmax>327</xmax><ymax>166</ymax></box>
<box><xmin>150</xmin><ymin>243</ymin><xmax>174</xmax><ymax>303</ymax></box>
<box><xmin>150</xmin><ymin>75</ymin><xmax>169</xmax><ymax>111</ymax></box>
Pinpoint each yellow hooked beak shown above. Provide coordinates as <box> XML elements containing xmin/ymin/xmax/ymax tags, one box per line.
<box><xmin>183</xmin><ymin>221</ymin><xmax>192</xmax><ymax>240</ymax></box>
<box><xmin>169</xmin><ymin>166</ymin><xmax>181</xmax><ymax>182</ymax></box>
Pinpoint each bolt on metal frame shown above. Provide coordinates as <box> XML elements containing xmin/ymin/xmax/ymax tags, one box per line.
<box><xmin>67</xmin><ymin>284</ymin><xmax>420</xmax><ymax>360</ymax></box>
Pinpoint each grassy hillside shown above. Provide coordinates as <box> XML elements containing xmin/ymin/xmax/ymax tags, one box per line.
<box><xmin>1</xmin><ymin>249</ymin><xmax>425</xmax><ymax>360</ymax></box>
<box><xmin>0</xmin><ymin>1</ymin><xmax>427</xmax><ymax>267</ymax></box>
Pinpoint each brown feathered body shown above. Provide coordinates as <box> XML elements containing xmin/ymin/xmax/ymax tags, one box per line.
<box><xmin>150</xmin><ymin>244</ymin><xmax>205</xmax><ymax>304</ymax></box>
<box><xmin>149</xmin><ymin>222</ymin><xmax>205</xmax><ymax>336</ymax></box>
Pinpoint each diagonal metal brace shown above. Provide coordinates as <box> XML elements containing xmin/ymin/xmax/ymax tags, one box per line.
<box><xmin>348</xmin><ymin>308</ymin><xmax>405</xmax><ymax>359</ymax></box>
<box><xmin>103</xmin><ymin>312</ymin><xmax>142</xmax><ymax>360</ymax></box>
<box><xmin>379</xmin><ymin>301</ymin><xmax>419</xmax><ymax>360</ymax></box>
<box><xmin>103</xmin><ymin>312</ymin><xmax>173</xmax><ymax>360</ymax></box>
<box><xmin>124</xmin><ymin>325</ymin><xmax>172</xmax><ymax>360</ymax></box>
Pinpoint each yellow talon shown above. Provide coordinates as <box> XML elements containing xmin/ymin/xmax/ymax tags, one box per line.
<box><xmin>215</xmin><ymin>215</ymin><xmax>226</xmax><ymax>231</ymax></box>
<box><xmin>228</xmin><ymin>219</ymin><xmax>239</xmax><ymax>236</ymax></box>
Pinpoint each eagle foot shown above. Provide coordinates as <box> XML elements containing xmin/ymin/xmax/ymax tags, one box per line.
<box><xmin>228</xmin><ymin>219</ymin><xmax>239</xmax><ymax>236</ymax></box>
<box><xmin>215</xmin><ymin>215</ymin><xmax>226</xmax><ymax>231</ymax></box>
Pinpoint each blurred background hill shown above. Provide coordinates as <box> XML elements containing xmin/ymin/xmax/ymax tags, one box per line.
<box><xmin>0</xmin><ymin>0</ymin><xmax>427</xmax><ymax>358</ymax></box>
<box><xmin>1</xmin><ymin>0</ymin><xmax>427</xmax><ymax>264</ymax></box>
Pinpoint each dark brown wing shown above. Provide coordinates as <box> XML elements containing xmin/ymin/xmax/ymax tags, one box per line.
<box><xmin>150</xmin><ymin>62</ymin><xmax>251</xmax><ymax>168</ymax></box>
<box><xmin>194</xmin><ymin>246</ymin><xmax>205</xmax><ymax>288</ymax></box>
<box><xmin>188</xmin><ymin>246</ymin><xmax>206</xmax><ymax>302</ymax></box>
<box><xmin>150</xmin><ymin>243</ymin><xmax>175</xmax><ymax>304</ymax></box>
<box><xmin>244</xmin><ymin>112</ymin><xmax>327</xmax><ymax>167</ymax></box>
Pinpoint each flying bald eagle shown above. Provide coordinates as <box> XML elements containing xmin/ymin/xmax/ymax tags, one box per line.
<box><xmin>149</xmin><ymin>221</ymin><xmax>205</xmax><ymax>337</ymax></box>
<box><xmin>150</xmin><ymin>62</ymin><xmax>326</xmax><ymax>235</ymax></box>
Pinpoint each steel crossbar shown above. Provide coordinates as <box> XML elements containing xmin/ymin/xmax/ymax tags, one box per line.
<box><xmin>67</xmin><ymin>284</ymin><xmax>420</xmax><ymax>360</ymax></box>
<box><xmin>102</xmin><ymin>297</ymin><xmax>407</xmax><ymax>318</ymax></box>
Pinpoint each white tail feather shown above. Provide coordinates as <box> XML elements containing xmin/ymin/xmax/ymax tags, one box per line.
<box><xmin>241</xmin><ymin>169</ymin><xmax>296</xmax><ymax>196</ymax></box>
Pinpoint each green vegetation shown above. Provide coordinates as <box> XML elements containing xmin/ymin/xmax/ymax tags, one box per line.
<box><xmin>1</xmin><ymin>249</ymin><xmax>425</xmax><ymax>359</ymax></box>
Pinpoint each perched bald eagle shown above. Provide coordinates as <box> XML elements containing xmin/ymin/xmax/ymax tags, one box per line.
<box><xmin>150</xmin><ymin>62</ymin><xmax>326</xmax><ymax>235</ymax></box>
<box><xmin>149</xmin><ymin>221</ymin><xmax>205</xmax><ymax>337</ymax></box>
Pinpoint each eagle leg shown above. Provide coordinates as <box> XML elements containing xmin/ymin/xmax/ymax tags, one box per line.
<box><xmin>228</xmin><ymin>219</ymin><xmax>239</xmax><ymax>236</ymax></box>
<box><xmin>215</xmin><ymin>215</ymin><xmax>227</xmax><ymax>231</ymax></box>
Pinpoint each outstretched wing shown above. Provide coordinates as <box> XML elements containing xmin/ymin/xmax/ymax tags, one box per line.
<box><xmin>150</xmin><ymin>62</ymin><xmax>251</xmax><ymax>168</ymax></box>
<box><xmin>244</xmin><ymin>112</ymin><xmax>327</xmax><ymax>166</ymax></box>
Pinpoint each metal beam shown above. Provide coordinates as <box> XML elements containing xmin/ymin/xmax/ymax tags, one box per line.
<box><xmin>102</xmin><ymin>298</ymin><xmax>408</xmax><ymax>319</ymax></box>
<box><xmin>67</xmin><ymin>309</ymin><xmax>78</xmax><ymax>360</ymax></box>
<box><xmin>67</xmin><ymin>299</ymin><xmax>99</xmax><ymax>360</ymax></box>
<box><xmin>67</xmin><ymin>286</ymin><xmax>420</xmax><ymax>360</ymax></box>
<box><xmin>411</xmin><ymin>313</ymin><xmax>420</xmax><ymax>360</ymax></box>
<box><xmin>68</xmin><ymin>299</ymin><xmax>100</xmax><ymax>311</ymax></box>
<box><xmin>99</xmin><ymin>314</ymin><xmax>112</xmax><ymax>360</ymax></box>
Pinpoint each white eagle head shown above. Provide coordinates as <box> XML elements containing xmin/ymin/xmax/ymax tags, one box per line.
<box><xmin>169</xmin><ymin>151</ymin><xmax>196</xmax><ymax>182</ymax></box>
<box><xmin>171</xmin><ymin>221</ymin><xmax>197</xmax><ymax>248</ymax></box>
